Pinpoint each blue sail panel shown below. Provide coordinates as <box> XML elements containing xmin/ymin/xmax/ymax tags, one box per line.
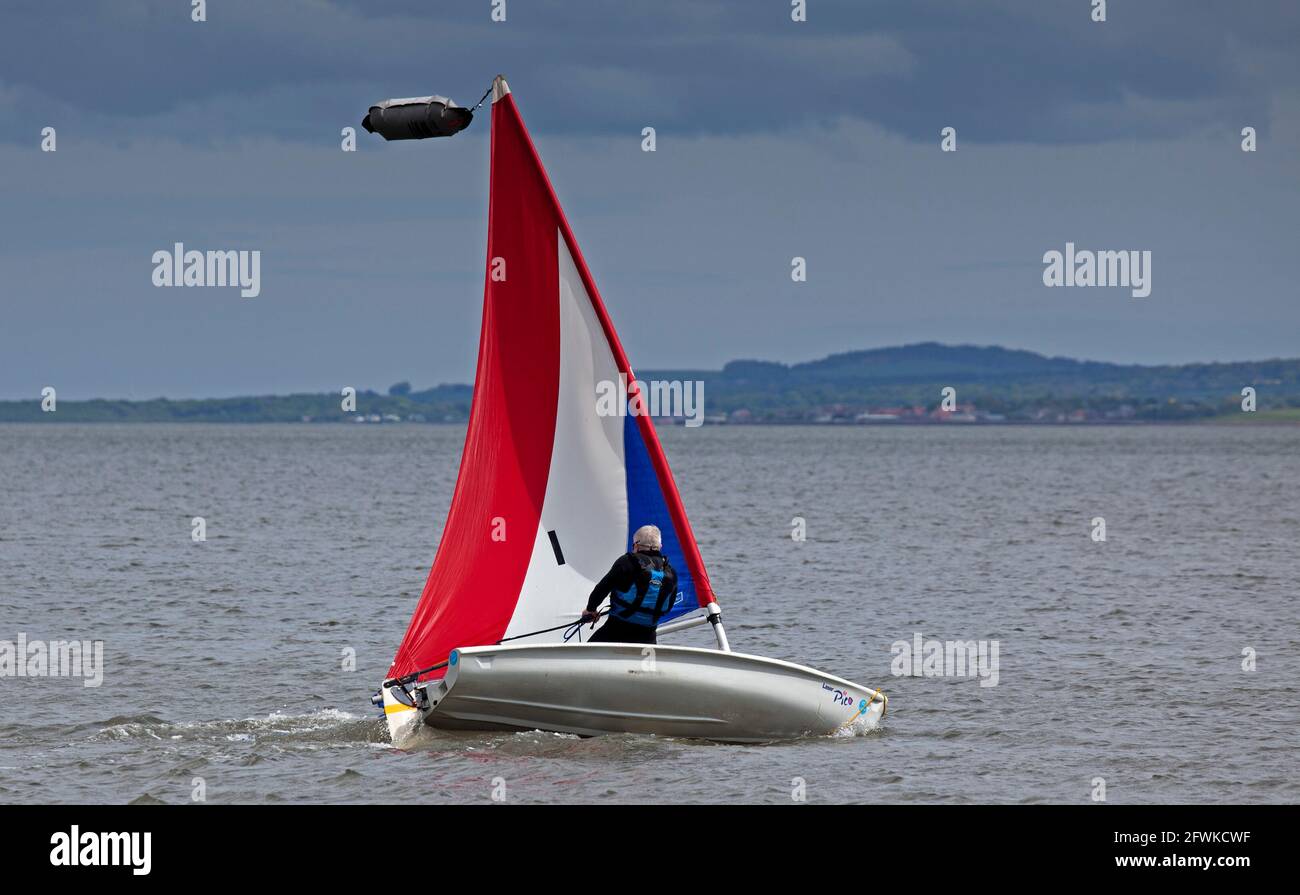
<box><xmin>622</xmin><ymin>413</ymin><xmax>698</xmax><ymax>624</ymax></box>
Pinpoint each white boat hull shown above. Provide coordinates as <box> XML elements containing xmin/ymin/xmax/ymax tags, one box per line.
<box><xmin>383</xmin><ymin>643</ymin><xmax>886</xmax><ymax>744</ymax></box>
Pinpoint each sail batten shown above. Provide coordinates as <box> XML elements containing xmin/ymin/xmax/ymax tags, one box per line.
<box><xmin>388</xmin><ymin>81</ymin><xmax>713</xmax><ymax>681</ymax></box>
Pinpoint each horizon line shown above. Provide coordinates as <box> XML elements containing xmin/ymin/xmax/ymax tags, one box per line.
<box><xmin>5</xmin><ymin>340</ymin><xmax>1300</xmax><ymax>404</ymax></box>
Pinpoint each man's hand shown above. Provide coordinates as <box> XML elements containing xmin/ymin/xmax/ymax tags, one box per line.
<box><xmin>581</xmin><ymin>610</ymin><xmax>600</xmax><ymax>625</ymax></box>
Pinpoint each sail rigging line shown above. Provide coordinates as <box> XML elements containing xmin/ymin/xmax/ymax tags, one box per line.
<box><xmin>383</xmin><ymin>659</ymin><xmax>450</xmax><ymax>689</ymax></box>
<box><xmin>562</xmin><ymin>618</ymin><xmax>592</xmax><ymax>643</ymax></box>
<box><xmin>495</xmin><ymin>610</ymin><xmax>609</xmax><ymax>644</ymax></box>
<box><xmin>386</xmin><ymin>610</ymin><xmax>608</xmax><ymax>688</ymax></box>
<box><xmin>470</xmin><ymin>80</ymin><xmax>495</xmax><ymax>110</ymax></box>
<box><xmin>386</xmin><ymin>597</ymin><xmax>688</xmax><ymax>687</ymax></box>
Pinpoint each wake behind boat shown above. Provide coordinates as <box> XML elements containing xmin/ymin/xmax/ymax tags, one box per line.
<box><xmin>372</xmin><ymin>76</ymin><xmax>886</xmax><ymax>744</ymax></box>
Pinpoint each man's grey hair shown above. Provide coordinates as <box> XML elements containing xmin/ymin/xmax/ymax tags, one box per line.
<box><xmin>632</xmin><ymin>524</ymin><xmax>662</xmax><ymax>551</ymax></box>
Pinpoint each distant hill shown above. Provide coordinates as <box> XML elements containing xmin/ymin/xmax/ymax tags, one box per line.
<box><xmin>3</xmin><ymin>343</ymin><xmax>1297</xmax><ymax>423</ymax></box>
<box><xmin>637</xmin><ymin>342</ymin><xmax>1300</xmax><ymax>421</ymax></box>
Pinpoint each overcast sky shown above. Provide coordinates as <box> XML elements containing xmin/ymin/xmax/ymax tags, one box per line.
<box><xmin>1</xmin><ymin>0</ymin><xmax>1297</xmax><ymax>399</ymax></box>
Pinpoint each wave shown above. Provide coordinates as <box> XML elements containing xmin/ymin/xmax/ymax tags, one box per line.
<box><xmin>85</xmin><ymin>708</ymin><xmax>386</xmax><ymax>746</ymax></box>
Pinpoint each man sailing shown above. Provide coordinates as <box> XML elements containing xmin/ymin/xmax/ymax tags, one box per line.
<box><xmin>581</xmin><ymin>525</ymin><xmax>678</xmax><ymax>645</ymax></box>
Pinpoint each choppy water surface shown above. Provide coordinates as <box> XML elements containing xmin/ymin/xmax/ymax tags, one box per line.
<box><xmin>1</xmin><ymin>424</ymin><xmax>1296</xmax><ymax>804</ymax></box>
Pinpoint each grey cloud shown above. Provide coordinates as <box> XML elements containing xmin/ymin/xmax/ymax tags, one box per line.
<box><xmin>3</xmin><ymin>0</ymin><xmax>1297</xmax><ymax>145</ymax></box>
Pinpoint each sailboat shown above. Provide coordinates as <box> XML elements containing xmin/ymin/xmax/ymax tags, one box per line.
<box><xmin>375</xmin><ymin>76</ymin><xmax>887</xmax><ymax>744</ymax></box>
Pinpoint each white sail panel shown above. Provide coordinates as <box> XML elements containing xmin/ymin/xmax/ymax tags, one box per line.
<box><xmin>501</xmin><ymin>233</ymin><xmax>629</xmax><ymax>640</ymax></box>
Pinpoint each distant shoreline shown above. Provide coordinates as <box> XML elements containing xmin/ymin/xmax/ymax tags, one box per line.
<box><xmin>3</xmin><ymin>415</ymin><xmax>1296</xmax><ymax>427</ymax></box>
<box><xmin>5</xmin><ymin>343</ymin><xmax>1297</xmax><ymax>425</ymax></box>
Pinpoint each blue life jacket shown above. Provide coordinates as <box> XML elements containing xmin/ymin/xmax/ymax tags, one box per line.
<box><xmin>610</xmin><ymin>553</ymin><xmax>673</xmax><ymax>627</ymax></box>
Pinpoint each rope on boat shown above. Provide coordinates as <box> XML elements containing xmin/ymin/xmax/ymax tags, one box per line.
<box><xmin>384</xmin><ymin>611</ymin><xmax>610</xmax><ymax>689</ymax></box>
<box><xmin>499</xmin><ymin>609</ymin><xmax>609</xmax><ymax>644</ymax></box>
<box><xmin>383</xmin><ymin>659</ymin><xmax>449</xmax><ymax>689</ymax></box>
<box><xmin>837</xmin><ymin>687</ymin><xmax>884</xmax><ymax>730</ymax></box>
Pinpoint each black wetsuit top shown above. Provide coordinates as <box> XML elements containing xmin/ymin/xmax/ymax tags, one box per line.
<box><xmin>586</xmin><ymin>550</ymin><xmax>677</xmax><ymax>645</ymax></box>
<box><xmin>586</xmin><ymin>550</ymin><xmax>678</xmax><ymax>617</ymax></box>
